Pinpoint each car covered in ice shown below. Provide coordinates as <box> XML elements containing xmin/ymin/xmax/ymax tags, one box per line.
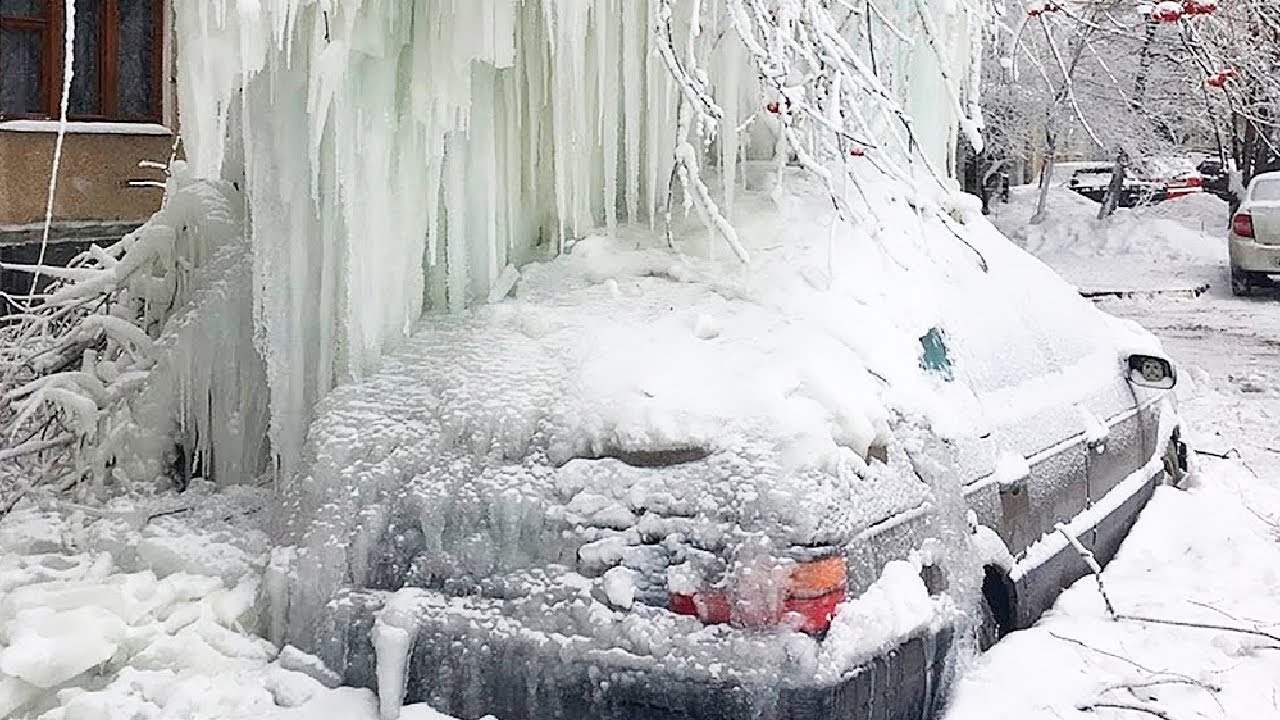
<box><xmin>269</xmin><ymin>170</ymin><xmax>1187</xmax><ymax>720</ymax></box>
<box><xmin>1228</xmin><ymin>171</ymin><xmax>1280</xmax><ymax>295</ymax></box>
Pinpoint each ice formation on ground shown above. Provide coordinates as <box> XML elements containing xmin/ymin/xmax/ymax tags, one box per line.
<box><xmin>0</xmin><ymin>484</ymin><xmax>274</xmax><ymax>719</ymax></box>
<box><xmin>0</xmin><ymin>481</ymin><xmax>471</xmax><ymax>720</ymax></box>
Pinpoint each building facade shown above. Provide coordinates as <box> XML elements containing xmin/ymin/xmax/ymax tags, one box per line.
<box><xmin>1</xmin><ymin>0</ymin><xmax>173</xmax><ymax>309</ymax></box>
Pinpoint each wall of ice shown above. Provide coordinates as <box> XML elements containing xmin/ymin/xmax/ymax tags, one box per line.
<box><xmin>169</xmin><ymin>0</ymin><xmax>985</xmax><ymax>476</ymax></box>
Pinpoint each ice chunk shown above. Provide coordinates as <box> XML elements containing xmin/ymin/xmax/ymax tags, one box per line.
<box><xmin>0</xmin><ymin>676</ymin><xmax>41</xmax><ymax>719</ymax></box>
<box><xmin>693</xmin><ymin>313</ymin><xmax>721</xmax><ymax>340</ymax></box>
<box><xmin>278</xmin><ymin>645</ymin><xmax>342</xmax><ymax>689</ymax></box>
<box><xmin>265</xmin><ymin>547</ymin><xmax>299</xmax><ymax>647</ymax></box>
<box><xmin>0</xmin><ymin>607</ymin><xmax>126</xmax><ymax>688</ymax></box>
<box><xmin>601</xmin><ymin>566</ymin><xmax>638</xmax><ymax>610</ymax></box>
<box><xmin>264</xmin><ymin>665</ymin><xmax>325</xmax><ymax>708</ymax></box>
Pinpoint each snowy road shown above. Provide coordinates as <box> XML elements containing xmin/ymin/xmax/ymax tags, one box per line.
<box><xmin>947</xmin><ymin>199</ymin><xmax>1280</xmax><ymax>720</ymax></box>
<box><xmin>1100</xmin><ymin>282</ymin><xmax>1280</xmax><ymax>478</ymax></box>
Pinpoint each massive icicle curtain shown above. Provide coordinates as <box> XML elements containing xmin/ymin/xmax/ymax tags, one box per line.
<box><xmin>171</xmin><ymin>0</ymin><xmax>984</xmax><ymax>477</ymax></box>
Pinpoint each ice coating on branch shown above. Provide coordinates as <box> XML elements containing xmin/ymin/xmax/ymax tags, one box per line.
<box><xmin>170</xmin><ymin>0</ymin><xmax>987</xmax><ymax>476</ymax></box>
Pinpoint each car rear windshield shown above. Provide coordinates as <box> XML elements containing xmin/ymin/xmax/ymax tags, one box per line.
<box><xmin>1251</xmin><ymin>179</ymin><xmax>1280</xmax><ymax>202</ymax></box>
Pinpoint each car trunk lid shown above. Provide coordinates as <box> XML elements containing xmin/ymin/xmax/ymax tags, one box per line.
<box><xmin>1245</xmin><ymin>201</ymin><xmax>1280</xmax><ymax>245</ymax></box>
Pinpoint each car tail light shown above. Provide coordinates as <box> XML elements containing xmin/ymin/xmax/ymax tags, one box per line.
<box><xmin>668</xmin><ymin>555</ymin><xmax>848</xmax><ymax>634</ymax></box>
<box><xmin>1233</xmin><ymin>213</ymin><xmax>1255</xmax><ymax>238</ymax></box>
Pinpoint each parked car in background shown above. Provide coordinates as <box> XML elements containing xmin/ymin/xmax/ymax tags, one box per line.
<box><xmin>1196</xmin><ymin>159</ymin><xmax>1233</xmax><ymax>202</ymax></box>
<box><xmin>1067</xmin><ymin>165</ymin><xmax>1168</xmax><ymax>207</ymax></box>
<box><xmin>1228</xmin><ymin>171</ymin><xmax>1280</xmax><ymax>295</ymax></box>
<box><xmin>1162</xmin><ymin>171</ymin><xmax>1204</xmax><ymax>199</ymax></box>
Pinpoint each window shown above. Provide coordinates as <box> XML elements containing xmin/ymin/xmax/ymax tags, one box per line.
<box><xmin>0</xmin><ymin>0</ymin><xmax>163</xmax><ymax>122</ymax></box>
<box><xmin>1251</xmin><ymin>179</ymin><xmax>1280</xmax><ymax>203</ymax></box>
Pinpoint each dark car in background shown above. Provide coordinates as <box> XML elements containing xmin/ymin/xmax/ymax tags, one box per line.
<box><xmin>1196</xmin><ymin>159</ymin><xmax>1233</xmax><ymax>203</ymax></box>
<box><xmin>1067</xmin><ymin>166</ymin><xmax>1167</xmax><ymax>207</ymax></box>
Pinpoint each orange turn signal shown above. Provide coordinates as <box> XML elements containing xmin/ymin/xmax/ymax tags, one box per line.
<box><xmin>788</xmin><ymin>555</ymin><xmax>847</xmax><ymax>599</ymax></box>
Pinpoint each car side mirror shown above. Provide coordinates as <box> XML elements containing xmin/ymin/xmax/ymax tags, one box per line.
<box><xmin>1126</xmin><ymin>354</ymin><xmax>1177</xmax><ymax>390</ymax></box>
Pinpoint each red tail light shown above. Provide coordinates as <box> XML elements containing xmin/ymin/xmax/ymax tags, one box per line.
<box><xmin>669</xmin><ymin>555</ymin><xmax>848</xmax><ymax>634</ymax></box>
<box><xmin>1233</xmin><ymin>213</ymin><xmax>1255</xmax><ymax>238</ymax></box>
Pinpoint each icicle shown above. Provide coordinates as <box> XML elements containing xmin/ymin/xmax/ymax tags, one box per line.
<box><xmin>372</xmin><ymin>589</ymin><xmax>428</xmax><ymax>720</ymax></box>
<box><xmin>166</xmin><ymin>0</ymin><xmax>986</xmax><ymax>477</ymax></box>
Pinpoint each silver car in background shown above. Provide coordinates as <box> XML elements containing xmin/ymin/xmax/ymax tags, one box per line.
<box><xmin>1229</xmin><ymin>172</ymin><xmax>1280</xmax><ymax>295</ymax></box>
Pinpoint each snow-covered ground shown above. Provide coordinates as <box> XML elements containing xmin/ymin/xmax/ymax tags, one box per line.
<box><xmin>947</xmin><ymin>188</ymin><xmax>1280</xmax><ymax>720</ymax></box>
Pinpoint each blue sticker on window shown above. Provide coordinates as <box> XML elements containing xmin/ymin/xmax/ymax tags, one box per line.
<box><xmin>919</xmin><ymin>327</ymin><xmax>954</xmax><ymax>381</ymax></box>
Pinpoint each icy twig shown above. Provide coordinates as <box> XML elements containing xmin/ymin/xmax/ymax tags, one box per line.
<box><xmin>1055</xmin><ymin>523</ymin><xmax>1117</xmax><ymax>618</ymax></box>
<box><xmin>1187</xmin><ymin>599</ymin><xmax>1280</xmax><ymax>629</ymax></box>
<box><xmin>1115</xmin><ymin>614</ymin><xmax>1280</xmax><ymax>647</ymax></box>
<box><xmin>0</xmin><ymin>434</ymin><xmax>75</xmax><ymax>462</ymax></box>
<box><xmin>1057</xmin><ymin>522</ymin><xmax>1280</xmax><ymax>644</ymax></box>
<box><xmin>1101</xmin><ymin>678</ymin><xmax>1222</xmax><ymax>695</ymax></box>
<box><xmin>1078</xmin><ymin>702</ymin><xmax>1173</xmax><ymax>719</ymax></box>
<box><xmin>1046</xmin><ymin>631</ymin><xmax>1187</xmax><ymax>681</ymax></box>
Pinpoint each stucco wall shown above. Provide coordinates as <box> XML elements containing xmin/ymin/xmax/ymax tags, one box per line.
<box><xmin>0</xmin><ymin>130</ymin><xmax>171</xmax><ymax>227</ymax></box>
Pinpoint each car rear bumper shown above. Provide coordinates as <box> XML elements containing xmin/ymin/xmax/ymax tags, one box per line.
<box><xmin>1229</xmin><ymin>235</ymin><xmax>1280</xmax><ymax>274</ymax></box>
<box><xmin>311</xmin><ymin>589</ymin><xmax>956</xmax><ymax>720</ymax></box>
<box><xmin>298</xmin><ymin>435</ymin><xmax>1180</xmax><ymax>720</ymax></box>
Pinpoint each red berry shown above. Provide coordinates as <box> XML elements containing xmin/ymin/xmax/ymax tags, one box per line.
<box><xmin>766</xmin><ymin>101</ymin><xmax>781</xmax><ymax>114</ymax></box>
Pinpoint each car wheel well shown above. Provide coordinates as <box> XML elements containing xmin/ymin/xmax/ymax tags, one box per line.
<box><xmin>981</xmin><ymin>564</ymin><xmax>1016</xmax><ymax>638</ymax></box>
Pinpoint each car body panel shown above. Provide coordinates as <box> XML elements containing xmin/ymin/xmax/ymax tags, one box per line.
<box><xmin>1230</xmin><ymin>176</ymin><xmax>1280</xmax><ymax>274</ymax></box>
<box><xmin>1229</xmin><ymin>235</ymin><xmax>1280</xmax><ymax>274</ymax></box>
<box><xmin>318</xmin><ymin>586</ymin><xmax>957</xmax><ymax>720</ymax></box>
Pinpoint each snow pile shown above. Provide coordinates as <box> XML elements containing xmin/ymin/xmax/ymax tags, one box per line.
<box><xmin>0</xmin><ymin>484</ymin><xmax>272</xmax><ymax>719</ymax></box>
<box><xmin>0</xmin><ymin>483</ymin><xmax>469</xmax><ymax>720</ymax></box>
<box><xmin>818</xmin><ymin>559</ymin><xmax>950</xmax><ymax>673</ymax></box>
<box><xmin>993</xmin><ymin>185</ymin><xmax>1226</xmax><ymax>263</ymax></box>
<box><xmin>946</xmin><ymin>460</ymin><xmax>1280</xmax><ymax>720</ymax></box>
<box><xmin>170</xmin><ymin>0</ymin><xmax>987</xmax><ymax>475</ymax></box>
<box><xmin>990</xmin><ymin>185</ymin><xmax>1228</xmax><ymax>291</ymax></box>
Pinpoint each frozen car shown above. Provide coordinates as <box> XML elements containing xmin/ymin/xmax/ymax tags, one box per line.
<box><xmin>272</xmin><ymin>172</ymin><xmax>1187</xmax><ymax>720</ymax></box>
<box><xmin>1228</xmin><ymin>171</ymin><xmax>1280</xmax><ymax>295</ymax></box>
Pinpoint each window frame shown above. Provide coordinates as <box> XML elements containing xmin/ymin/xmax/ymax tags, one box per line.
<box><xmin>0</xmin><ymin>0</ymin><xmax>164</xmax><ymax>123</ymax></box>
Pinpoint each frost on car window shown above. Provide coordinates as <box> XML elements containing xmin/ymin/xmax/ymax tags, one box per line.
<box><xmin>1251</xmin><ymin>179</ymin><xmax>1280</xmax><ymax>202</ymax></box>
